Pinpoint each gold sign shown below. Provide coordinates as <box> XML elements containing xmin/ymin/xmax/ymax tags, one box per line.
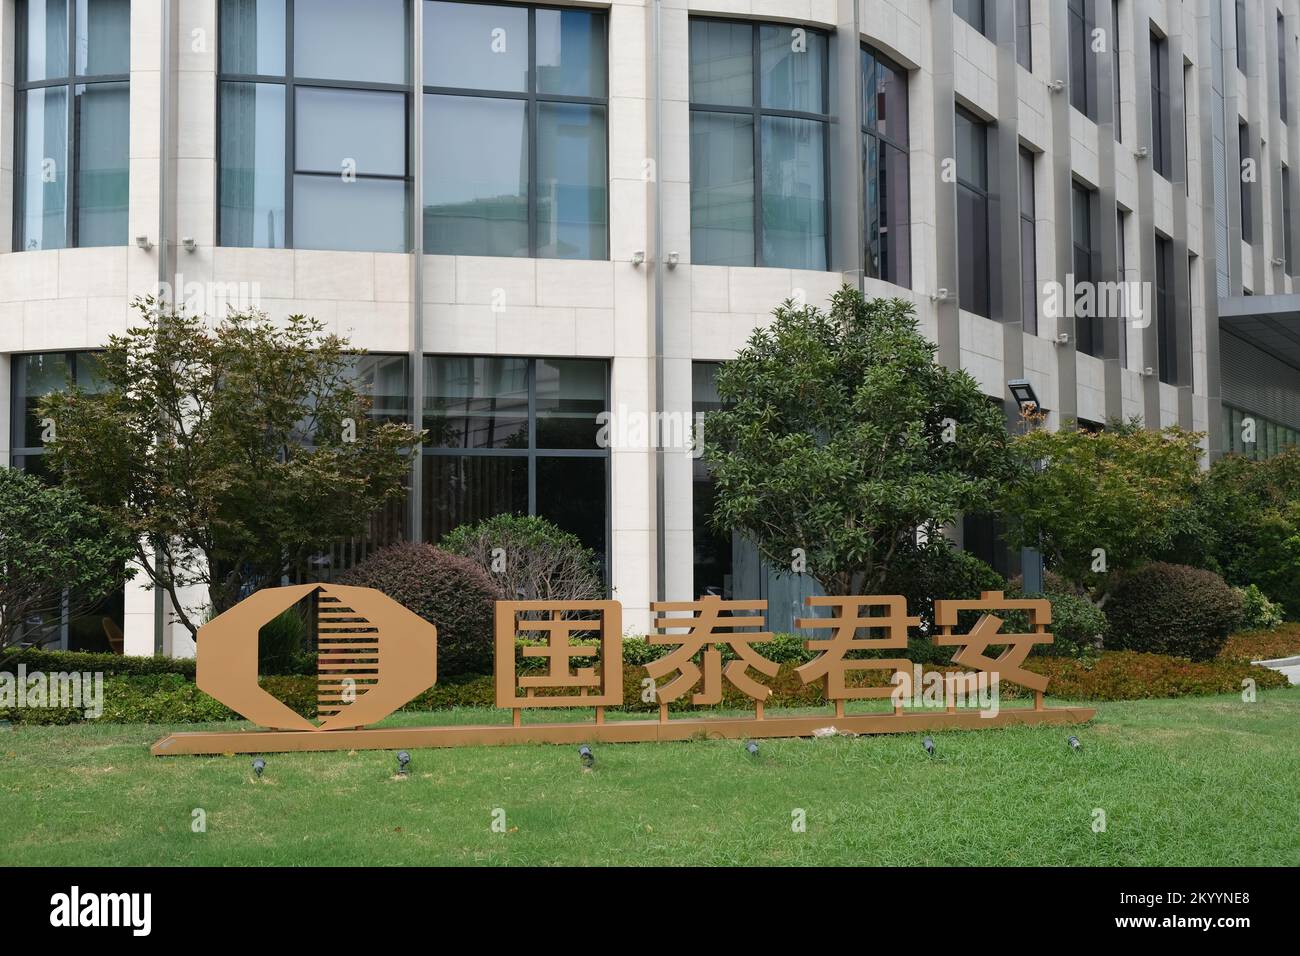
<box><xmin>152</xmin><ymin>587</ymin><xmax>1092</xmax><ymax>756</ymax></box>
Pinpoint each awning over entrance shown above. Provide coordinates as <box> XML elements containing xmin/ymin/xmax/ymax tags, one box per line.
<box><xmin>1219</xmin><ymin>294</ymin><xmax>1300</xmax><ymax>372</ymax></box>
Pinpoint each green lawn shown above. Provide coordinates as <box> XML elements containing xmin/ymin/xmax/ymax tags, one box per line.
<box><xmin>3</xmin><ymin>690</ymin><xmax>1298</xmax><ymax>866</ymax></box>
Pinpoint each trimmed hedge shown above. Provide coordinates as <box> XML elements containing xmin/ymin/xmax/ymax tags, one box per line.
<box><xmin>0</xmin><ymin>648</ymin><xmax>195</xmax><ymax>678</ymax></box>
<box><xmin>1106</xmin><ymin>562</ymin><xmax>1244</xmax><ymax>661</ymax></box>
<box><xmin>338</xmin><ymin>542</ymin><xmax>497</xmax><ymax>678</ymax></box>
<box><xmin>3</xmin><ymin>650</ymin><xmax>1288</xmax><ymax>725</ymax></box>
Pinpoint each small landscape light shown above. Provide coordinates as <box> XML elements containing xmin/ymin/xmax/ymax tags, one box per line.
<box><xmin>1068</xmin><ymin>735</ymin><xmax>1082</xmax><ymax>752</ymax></box>
<box><xmin>578</xmin><ymin>745</ymin><xmax>594</xmax><ymax>769</ymax></box>
<box><xmin>745</xmin><ymin>740</ymin><xmax>759</xmax><ymax>756</ymax></box>
<box><xmin>922</xmin><ymin>736</ymin><xmax>935</xmax><ymax>757</ymax></box>
<box><xmin>397</xmin><ymin>751</ymin><xmax>411</xmax><ymax>775</ymax></box>
<box><xmin>252</xmin><ymin>757</ymin><xmax>266</xmax><ymax>778</ymax></box>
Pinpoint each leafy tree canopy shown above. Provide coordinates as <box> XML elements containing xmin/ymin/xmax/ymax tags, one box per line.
<box><xmin>0</xmin><ymin>467</ymin><xmax>134</xmax><ymax>649</ymax></box>
<box><xmin>40</xmin><ymin>299</ymin><xmax>421</xmax><ymax>638</ymax></box>
<box><xmin>702</xmin><ymin>286</ymin><xmax>1022</xmax><ymax>596</ymax></box>
<box><xmin>1000</xmin><ymin>416</ymin><xmax>1204</xmax><ymax>601</ymax></box>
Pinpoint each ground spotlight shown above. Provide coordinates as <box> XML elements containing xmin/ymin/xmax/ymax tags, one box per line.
<box><xmin>745</xmin><ymin>740</ymin><xmax>759</xmax><ymax>756</ymax></box>
<box><xmin>397</xmin><ymin>751</ymin><xmax>411</xmax><ymax>776</ymax></box>
<box><xmin>922</xmin><ymin>736</ymin><xmax>935</xmax><ymax>757</ymax></box>
<box><xmin>1067</xmin><ymin>735</ymin><xmax>1082</xmax><ymax>752</ymax></box>
<box><xmin>252</xmin><ymin>757</ymin><xmax>266</xmax><ymax>778</ymax></box>
<box><xmin>578</xmin><ymin>745</ymin><xmax>594</xmax><ymax>769</ymax></box>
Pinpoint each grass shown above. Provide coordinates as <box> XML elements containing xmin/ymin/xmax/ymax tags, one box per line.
<box><xmin>2</xmin><ymin>689</ymin><xmax>1298</xmax><ymax>866</ymax></box>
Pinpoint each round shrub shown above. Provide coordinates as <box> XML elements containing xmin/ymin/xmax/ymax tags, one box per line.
<box><xmin>1106</xmin><ymin>562</ymin><xmax>1244</xmax><ymax>661</ymax></box>
<box><xmin>1003</xmin><ymin>590</ymin><xmax>1106</xmax><ymax>660</ymax></box>
<box><xmin>337</xmin><ymin>543</ymin><xmax>497</xmax><ymax>677</ymax></box>
<box><xmin>441</xmin><ymin>513</ymin><xmax>601</xmax><ymax>602</ymax></box>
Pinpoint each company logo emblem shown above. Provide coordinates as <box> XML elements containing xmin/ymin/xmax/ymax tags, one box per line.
<box><xmin>197</xmin><ymin>584</ymin><xmax>437</xmax><ymax>732</ymax></box>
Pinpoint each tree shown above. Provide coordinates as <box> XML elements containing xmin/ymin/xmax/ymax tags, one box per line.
<box><xmin>441</xmin><ymin>514</ymin><xmax>602</xmax><ymax>602</ymax></box>
<box><xmin>40</xmin><ymin>299</ymin><xmax>422</xmax><ymax>640</ymax></box>
<box><xmin>1175</xmin><ymin>447</ymin><xmax>1300</xmax><ymax>618</ymax></box>
<box><xmin>702</xmin><ymin>286</ymin><xmax>1022</xmax><ymax>596</ymax></box>
<box><xmin>999</xmin><ymin>417</ymin><xmax>1203</xmax><ymax>603</ymax></box>
<box><xmin>0</xmin><ymin>467</ymin><xmax>134</xmax><ymax>650</ymax></box>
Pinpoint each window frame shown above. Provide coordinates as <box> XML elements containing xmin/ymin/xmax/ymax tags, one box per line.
<box><xmin>1018</xmin><ymin>145</ymin><xmax>1037</xmax><ymax>334</ymax></box>
<box><xmin>861</xmin><ymin>43</ymin><xmax>910</xmax><ymax>289</ymax></box>
<box><xmin>421</xmin><ymin>1</ymin><xmax>610</xmax><ymax>259</ymax></box>
<box><xmin>421</xmin><ymin>355</ymin><xmax>612</xmax><ymax>580</ymax></box>
<box><xmin>216</xmin><ymin>0</ymin><xmax>415</xmax><ymax>251</ymax></box>
<box><xmin>1150</xmin><ymin>28</ymin><xmax>1172</xmax><ymax>179</ymax></box>
<box><xmin>955</xmin><ymin>105</ymin><xmax>992</xmax><ymax>319</ymax></box>
<box><xmin>14</xmin><ymin>0</ymin><xmax>131</xmax><ymax>251</ymax></box>
<box><xmin>688</xmin><ymin>15</ymin><xmax>832</xmax><ymax>270</ymax></box>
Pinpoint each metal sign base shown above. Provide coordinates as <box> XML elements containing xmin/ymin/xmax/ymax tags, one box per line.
<box><xmin>151</xmin><ymin>705</ymin><xmax>1097</xmax><ymax>756</ymax></box>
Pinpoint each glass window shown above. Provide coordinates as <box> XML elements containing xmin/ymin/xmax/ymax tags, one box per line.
<box><xmin>1236</xmin><ymin>0</ymin><xmax>1248</xmax><ymax>73</ymax></box>
<box><xmin>217</xmin><ymin>0</ymin><xmax>411</xmax><ymax>251</ymax></box>
<box><xmin>1073</xmin><ymin>181</ymin><xmax>1101</xmax><ymax>357</ymax></box>
<box><xmin>425</xmin><ymin>0</ymin><xmax>528</xmax><ymax>91</ymax></box>
<box><xmin>293</xmin><ymin>0</ymin><xmax>409</xmax><ymax>84</ymax></box>
<box><xmin>295</xmin><ymin>87</ymin><xmax>407</xmax><ymax>176</ymax></box>
<box><xmin>219</xmin><ymin>82</ymin><xmax>287</xmax><ymax>248</ymax></box>
<box><xmin>536</xmin><ymin>102</ymin><xmax>608</xmax><ymax>260</ymax></box>
<box><xmin>423</xmin><ymin>95</ymin><xmax>529</xmax><ymax>256</ymax></box>
<box><xmin>1239</xmin><ymin>121</ymin><xmax>1253</xmax><ymax>243</ymax></box>
<box><xmin>1284</xmin><ymin>165</ymin><xmax>1294</xmax><ymax>272</ymax></box>
<box><xmin>956</xmin><ymin>107</ymin><xmax>991</xmax><ymax>318</ymax></box>
<box><xmin>1112</xmin><ymin>0</ymin><xmax>1123</xmax><ymax>141</ymax></box>
<box><xmin>954</xmin><ymin>0</ymin><xmax>987</xmax><ymax>37</ymax></box>
<box><xmin>76</xmin><ymin>0</ymin><xmax>130</xmax><ymax>76</ymax></box>
<box><xmin>1151</xmin><ymin>31</ymin><xmax>1172</xmax><ymax>179</ymax></box>
<box><xmin>15</xmin><ymin>0</ymin><xmax>128</xmax><ymax>250</ymax></box>
<box><xmin>863</xmin><ymin>46</ymin><xmax>911</xmax><ymax>288</ymax></box>
<box><xmin>423</xmin><ymin>3</ymin><xmax>608</xmax><ymax>260</ymax></box>
<box><xmin>1279</xmin><ymin>12</ymin><xmax>1288</xmax><ymax>122</ymax></box>
<box><xmin>220</xmin><ymin>0</ymin><xmax>286</xmax><ymax>76</ymax></box>
<box><xmin>292</xmin><ymin>176</ymin><xmax>408</xmax><ymax>253</ymax></box>
<box><xmin>690</xmin><ymin>111</ymin><xmax>755</xmax><ymax>267</ymax></box>
<box><xmin>1019</xmin><ymin>147</ymin><xmax>1037</xmax><ymax>334</ymax></box>
<box><xmin>1016</xmin><ymin>0</ymin><xmax>1032</xmax><ymax>70</ymax></box>
<box><xmin>74</xmin><ymin>81</ymin><xmax>129</xmax><ymax>247</ymax></box>
<box><xmin>1069</xmin><ymin>0</ymin><xmax>1094</xmax><ymax>118</ymax></box>
<box><xmin>423</xmin><ymin>356</ymin><xmax>610</xmax><ymax>572</ymax></box>
<box><xmin>1117</xmin><ymin>209</ymin><xmax>1129</xmax><ymax>367</ymax></box>
<box><xmin>1155</xmin><ymin>235</ymin><xmax>1176</xmax><ymax>384</ymax></box>
<box><xmin>689</xmin><ymin>18</ymin><xmax>829</xmax><ymax>269</ymax></box>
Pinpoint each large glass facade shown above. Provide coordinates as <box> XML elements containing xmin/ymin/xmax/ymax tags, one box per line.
<box><xmin>1224</xmin><ymin>405</ymin><xmax>1300</xmax><ymax>458</ymax></box>
<box><xmin>689</xmin><ymin>18</ymin><xmax>830</xmax><ymax>270</ymax></box>
<box><xmin>218</xmin><ymin>0</ymin><xmax>412</xmax><ymax>251</ymax></box>
<box><xmin>423</xmin><ymin>2</ymin><xmax>609</xmax><ymax>259</ymax></box>
<box><xmin>862</xmin><ymin>45</ymin><xmax>910</xmax><ymax>288</ymax></box>
<box><xmin>422</xmin><ymin>356</ymin><xmax>609</xmax><ymax>575</ymax></box>
<box><xmin>1155</xmin><ymin>235</ymin><xmax>1177</xmax><ymax>384</ymax></box>
<box><xmin>1019</xmin><ymin>147</ymin><xmax>1037</xmax><ymax>334</ymax></box>
<box><xmin>15</xmin><ymin>0</ymin><xmax>130</xmax><ymax>250</ymax></box>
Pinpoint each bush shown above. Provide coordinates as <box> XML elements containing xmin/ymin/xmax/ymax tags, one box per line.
<box><xmin>1002</xmin><ymin>588</ymin><xmax>1107</xmax><ymax>660</ymax></box>
<box><xmin>440</xmin><ymin>514</ymin><xmax>602</xmax><ymax>602</ymax></box>
<box><xmin>1235</xmin><ymin>584</ymin><xmax>1285</xmax><ymax>632</ymax></box>
<box><xmin>0</xmin><ymin>648</ymin><xmax>195</xmax><ymax>679</ymax></box>
<box><xmin>883</xmin><ymin>543</ymin><xmax>1007</xmax><ymax>663</ymax></box>
<box><xmin>1106</xmin><ymin>562</ymin><xmax>1244</xmax><ymax>661</ymax></box>
<box><xmin>1023</xmin><ymin>652</ymin><xmax>1288</xmax><ymax>700</ymax></box>
<box><xmin>338</xmin><ymin>543</ymin><xmax>497</xmax><ymax>678</ymax></box>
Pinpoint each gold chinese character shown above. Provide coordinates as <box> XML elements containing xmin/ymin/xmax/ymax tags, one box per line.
<box><xmin>647</xmin><ymin>597</ymin><xmax>780</xmax><ymax>704</ymax></box>
<box><xmin>932</xmin><ymin>590</ymin><xmax>1052</xmax><ymax>693</ymax></box>
<box><xmin>494</xmin><ymin>601</ymin><xmax>623</xmax><ymax>709</ymax></box>
<box><xmin>796</xmin><ymin>595</ymin><xmax>919</xmax><ymax>705</ymax></box>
